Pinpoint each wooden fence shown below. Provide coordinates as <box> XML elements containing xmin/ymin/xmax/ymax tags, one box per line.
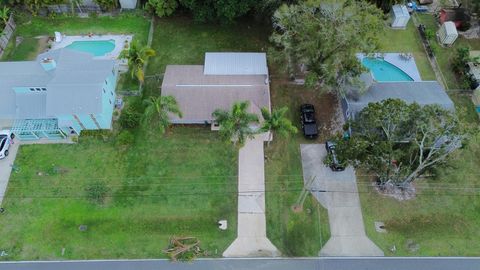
<box><xmin>0</xmin><ymin>14</ymin><xmax>16</xmax><ymax>59</ymax></box>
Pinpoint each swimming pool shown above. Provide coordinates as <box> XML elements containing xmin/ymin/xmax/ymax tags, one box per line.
<box><xmin>361</xmin><ymin>57</ymin><xmax>414</xmax><ymax>82</ymax></box>
<box><xmin>66</xmin><ymin>40</ymin><xmax>115</xmax><ymax>57</ymax></box>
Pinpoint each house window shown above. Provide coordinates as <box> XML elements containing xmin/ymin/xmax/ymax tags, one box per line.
<box><xmin>105</xmin><ymin>80</ymin><xmax>108</xmax><ymax>85</ymax></box>
<box><xmin>109</xmin><ymin>99</ymin><xmax>112</xmax><ymax>104</ymax></box>
<box><xmin>103</xmin><ymin>88</ymin><xmax>105</xmax><ymax>93</ymax></box>
<box><xmin>29</xmin><ymin>87</ymin><xmax>46</xmax><ymax>92</ymax></box>
<box><xmin>110</xmin><ymin>91</ymin><xmax>113</xmax><ymax>96</ymax></box>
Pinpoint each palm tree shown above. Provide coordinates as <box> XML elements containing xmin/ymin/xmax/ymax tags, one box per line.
<box><xmin>143</xmin><ymin>95</ymin><xmax>182</xmax><ymax>133</ymax></box>
<box><xmin>120</xmin><ymin>40</ymin><xmax>156</xmax><ymax>84</ymax></box>
<box><xmin>0</xmin><ymin>7</ymin><xmax>10</xmax><ymax>26</ymax></box>
<box><xmin>212</xmin><ymin>101</ymin><xmax>259</xmax><ymax>147</ymax></box>
<box><xmin>260</xmin><ymin>106</ymin><xmax>297</xmax><ymax>146</ymax></box>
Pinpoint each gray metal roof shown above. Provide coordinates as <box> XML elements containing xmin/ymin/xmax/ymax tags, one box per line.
<box><xmin>204</xmin><ymin>53</ymin><xmax>268</xmax><ymax>75</ymax></box>
<box><xmin>392</xmin><ymin>4</ymin><xmax>410</xmax><ymax>18</ymax></box>
<box><xmin>0</xmin><ymin>62</ymin><xmax>52</xmax><ymax>118</ymax></box>
<box><xmin>346</xmin><ymin>81</ymin><xmax>455</xmax><ymax>116</ymax></box>
<box><xmin>0</xmin><ymin>48</ymin><xmax>114</xmax><ymax>119</ymax></box>
<box><xmin>15</xmin><ymin>92</ymin><xmax>47</xmax><ymax>119</ymax></box>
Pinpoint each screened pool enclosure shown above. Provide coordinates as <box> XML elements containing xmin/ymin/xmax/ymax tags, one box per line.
<box><xmin>11</xmin><ymin>119</ymin><xmax>66</xmax><ymax>140</ymax></box>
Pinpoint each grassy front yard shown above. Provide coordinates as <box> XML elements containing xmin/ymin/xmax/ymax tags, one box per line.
<box><xmin>0</xmin><ymin>128</ymin><xmax>238</xmax><ymax>260</ymax></box>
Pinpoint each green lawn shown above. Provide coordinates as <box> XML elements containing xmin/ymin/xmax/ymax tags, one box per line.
<box><xmin>147</xmin><ymin>16</ymin><xmax>270</xmax><ymax>76</ymax></box>
<box><xmin>2</xmin><ymin>11</ymin><xmax>150</xmax><ymax>61</ymax></box>
<box><xmin>379</xmin><ymin>21</ymin><xmax>436</xmax><ymax>81</ymax></box>
<box><xmin>0</xmin><ymin>127</ymin><xmax>238</xmax><ymax>260</ymax></box>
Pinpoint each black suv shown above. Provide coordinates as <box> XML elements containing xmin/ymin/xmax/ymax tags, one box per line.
<box><xmin>325</xmin><ymin>141</ymin><xmax>345</xmax><ymax>172</ymax></box>
<box><xmin>300</xmin><ymin>104</ymin><xmax>318</xmax><ymax>139</ymax></box>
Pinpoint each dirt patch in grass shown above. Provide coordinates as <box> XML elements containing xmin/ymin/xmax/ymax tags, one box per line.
<box><xmin>270</xmin><ymin>80</ymin><xmax>341</xmax><ymax>143</ymax></box>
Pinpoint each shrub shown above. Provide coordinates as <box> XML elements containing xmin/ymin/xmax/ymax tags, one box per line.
<box><xmin>145</xmin><ymin>0</ymin><xmax>178</xmax><ymax>17</ymax></box>
<box><xmin>85</xmin><ymin>181</ymin><xmax>110</xmax><ymax>204</ymax></box>
<box><xmin>119</xmin><ymin>107</ymin><xmax>141</xmax><ymax>129</ymax></box>
<box><xmin>116</xmin><ymin>130</ymin><xmax>135</xmax><ymax>147</ymax></box>
<box><xmin>425</xmin><ymin>28</ymin><xmax>436</xmax><ymax>40</ymax></box>
<box><xmin>94</xmin><ymin>0</ymin><xmax>118</xmax><ymax>11</ymax></box>
<box><xmin>79</xmin><ymin>130</ymin><xmax>113</xmax><ymax>143</ymax></box>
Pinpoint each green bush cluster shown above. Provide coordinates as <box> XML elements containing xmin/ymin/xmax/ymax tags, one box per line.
<box><xmin>116</xmin><ymin>130</ymin><xmax>135</xmax><ymax>147</ymax></box>
<box><xmin>119</xmin><ymin>107</ymin><xmax>141</xmax><ymax>129</ymax></box>
<box><xmin>84</xmin><ymin>181</ymin><xmax>110</xmax><ymax>204</ymax></box>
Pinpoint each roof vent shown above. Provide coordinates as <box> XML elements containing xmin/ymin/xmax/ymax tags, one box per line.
<box><xmin>40</xmin><ymin>58</ymin><xmax>56</xmax><ymax>71</ymax></box>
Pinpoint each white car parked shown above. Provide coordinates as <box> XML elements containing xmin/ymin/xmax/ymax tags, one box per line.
<box><xmin>0</xmin><ymin>130</ymin><xmax>15</xmax><ymax>160</ymax></box>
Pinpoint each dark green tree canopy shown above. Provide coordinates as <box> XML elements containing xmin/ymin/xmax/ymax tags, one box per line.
<box><xmin>366</xmin><ymin>0</ymin><xmax>402</xmax><ymax>13</ymax></box>
<box><xmin>333</xmin><ymin>99</ymin><xmax>465</xmax><ymax>189</ymax></box>
<box><xmin>180</xmin><ymin>0</ymin><xmax>256</xmax><ymax>22</ymax></box>
<box><xmin>270</xmin><ymin>0</ymin><xmax>384</xmax><ymax>93</ymax></box>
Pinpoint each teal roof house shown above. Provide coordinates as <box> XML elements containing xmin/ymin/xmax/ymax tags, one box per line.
<box><xmin>0</xmin><ymin>48</ymin><xmax>117</xmax><ymax>140</ymax></box>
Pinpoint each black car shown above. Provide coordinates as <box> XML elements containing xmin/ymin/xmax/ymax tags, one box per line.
<box><xmin>300</xmin><ymin>104</ymin><xmax>318</xmax><ymax>139</ymax></box>
<box><xmin>325</xmin><ymin>141</ymin><xmax>345</xmax><ymax>172</ymax></box>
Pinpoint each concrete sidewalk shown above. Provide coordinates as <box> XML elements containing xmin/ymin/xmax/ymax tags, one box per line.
<box><xmin>300</xmin><ymin>144</ymin><xmax>384</xmax><ymax>257</ymax></box>
<box><xmin>0</xmin><ymin>140</ymin><xmax>19</xmax><ymax>205</ymax></box>
<box><xmin>223</xmin><ymin>135</ymin><xmax>279</xmax><ymax>257</ymax></box>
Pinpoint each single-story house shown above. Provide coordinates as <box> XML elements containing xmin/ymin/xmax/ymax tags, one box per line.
<box><xmin>0</xmin><ymin>48</ymin><xmax>117</xmax><ymax>140</ymax></box>
<box><xmin>161</xmin><ymin>52</ymin><xmax>271</xmax><ymax>125</ymax></box>
<box><xmin>342</xmin><ymin>81</ymin><xmax>455</xmax><ymax>120</ymax></box>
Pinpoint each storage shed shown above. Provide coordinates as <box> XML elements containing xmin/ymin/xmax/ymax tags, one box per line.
<box><xmin>438</xmin><ymin>21</ymin><xmax>458</xmax><ymax>46</ymax></box>
<box><xmin>439</xmin><ymin>8</ymin><xmax>471</xmax><ymax>30</ymax></box>
<box><xmin>391</xmin><ymin>5</ymin><xmax>410</xmax><ymax>29</ymax></box>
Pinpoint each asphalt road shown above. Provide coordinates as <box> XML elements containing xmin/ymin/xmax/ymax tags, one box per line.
<box><xmin>0</xmin><ymin>258</ymin><xmax>479</xmax><ymax>270</ymax></box>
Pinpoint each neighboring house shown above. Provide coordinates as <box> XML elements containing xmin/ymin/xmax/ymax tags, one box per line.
<box><xmin>0</xmin><ymin>48</ymin><xmax>117</xmax><ymax>140</ymax></box>
<box><xmin>161</xmin><ymin>52</ymin><xmax>271</xmax><ymax>126</ymax></box>
<box><xmin>342</xmin><ymin>80</ymin><xmax>455</xmax><ymax>120</ymax></box>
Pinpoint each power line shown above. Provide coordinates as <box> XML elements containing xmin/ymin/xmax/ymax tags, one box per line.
<box><xmin>5</xmin><ymin>174</ymin><xmax>480</xmax><ymax>190</ymax></box>
<box><xmin>2</xmin><ymin>185</ymin><xmax>480</xmax><ymax>200</ymax></box>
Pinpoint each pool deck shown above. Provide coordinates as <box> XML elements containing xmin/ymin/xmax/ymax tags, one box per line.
<box><xmin>51</xmin><ymin>34</ymin><xmax>132</xmax><ymax>60</ymax></box>
<box><xmin>357</xmin><ymin>53</ymin><xmax>422</xmax><ymax>82</ymax></box>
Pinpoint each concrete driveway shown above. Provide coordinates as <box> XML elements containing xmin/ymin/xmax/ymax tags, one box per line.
<box><xmin>300</xmin><ymin>144</ymin><xmax>384</xmax><ymax>256</ymax></box>
<box><xmin>0</xmin><ymin>140</ymin><xmax>19</xmax><ymax>205</ymax></box>
<box><xmin>223</xmin><ymin>135</ymin><xmax>279</xmax><ymax>257</ymax></box>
